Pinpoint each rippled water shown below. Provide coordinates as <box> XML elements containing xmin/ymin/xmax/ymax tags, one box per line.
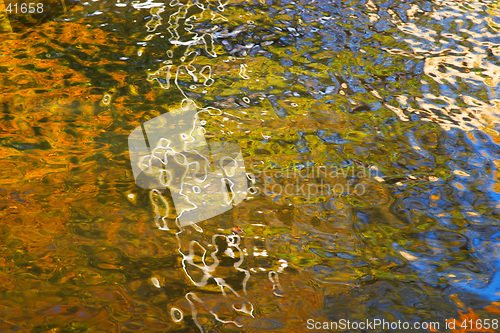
<box><xmin>1</xmin><ymin>0</ymin><xmax>500</xmax><ymax>331</ymax></box>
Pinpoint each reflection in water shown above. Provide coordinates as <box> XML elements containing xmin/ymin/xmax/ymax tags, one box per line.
<box><xmin>144</xmin><ymin>0</ymin><xmax>221</xmax><ymax>102</ymax></box>
<box><xmin>137</xmin><ymin>1</ymin><xmax>288</xmax><ymax>330</ymax></box>
<box><xmin>382</xmin><ymin>0</ymin><xmax>500</xmax><ymax>302</ymax></box>
<box><xmin>129</xmin><ymin>101</ymin><xmax>249</xmax><ymax>226</ymax></box>
<box><xmin>1</xmin><ymin>0</ymin><xmax>500</xmax><ymax>331</ymax></box>
<box><xmin>132</xmin><ymin>103</ymin><xmax>262</xmax><ymax>328</ymax></box>
<box><xmin>389</xmin><ymin>0</ymin><xmax>500</xmax><ymax>132</ymax></box>
<box><xmin>135</xmin><ymin>0</ymin><xmax>500</xmax><ymax>330</ymax></box>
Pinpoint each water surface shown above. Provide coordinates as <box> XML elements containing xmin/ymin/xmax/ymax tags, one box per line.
<box><xmin>1</xmin><ymin>0</ymin><xmax>500</xmax><ymax>331</ymax></box>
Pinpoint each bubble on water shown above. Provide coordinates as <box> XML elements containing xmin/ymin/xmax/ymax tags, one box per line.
<box><xmin>101</xmin><ymin>94</ymin><xmax>112</xmax><ymax>106</ymax></box>
<box><xmin>170</xmin><ymin>307</ymin><xmax>183</xmax><ymax>322</ymax></box>
<box><xmin>151</xmin><ymin>277</ymin><xmax>161</xmax><ymax>288</ymax></box>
